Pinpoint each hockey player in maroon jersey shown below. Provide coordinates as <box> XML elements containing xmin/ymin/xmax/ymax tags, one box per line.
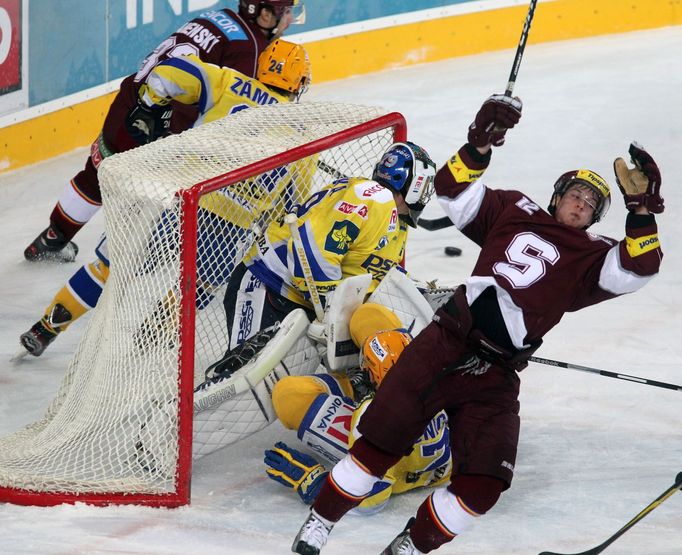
<box><xmin>291</xmin><ymin>94</ymin><xmax>664</xmax><ymax>555</ymax></box>
<box><xmin>24</xmin><ymin>0</ymin><xmax>303</xmax><ymax>263</ymax></box>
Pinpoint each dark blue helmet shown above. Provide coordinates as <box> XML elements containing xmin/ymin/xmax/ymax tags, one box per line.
<box><xmin>372</xmin><ymin>141</ymin><xmax>436</xmax><ymax>227</ymax></box>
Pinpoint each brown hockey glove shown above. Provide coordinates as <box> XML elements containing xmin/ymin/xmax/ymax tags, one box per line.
<box><xmin>613</xmin><ymin>142</ymin><xmax>664</xmax><ymax>213</ymax></box>
<box><xmin>467</xmin><ymin>94</ymin><xmax>523</xmax><ymax>148</ymax></box>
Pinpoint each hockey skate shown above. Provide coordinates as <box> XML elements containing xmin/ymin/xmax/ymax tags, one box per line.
<box><xmin>24</xmin><ymin>226</ymin><xmax>78</xmax><ymax>262</ymax></box>
<box><xmin>381</xmin><ymin>518</ymin><xmax>423</xmax><ymax>555</ymax></box>
<box><xmin>19</xmin><ymin>304</ymin><xmax>72</xmax><ymax>357</ymax></box>
<box><xmin>292</xmin><ymin>510</ymin><xmax>334</xmax><ymax>555</ymax></box>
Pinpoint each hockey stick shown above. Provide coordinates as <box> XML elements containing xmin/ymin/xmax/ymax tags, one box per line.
<box><xmin>284</xmin><ymin>213</ymin><xmax>325</xmax><ymax>321</ymax></box>
<box><xmin>505</xmin><ymin>0</ymin><xmax>538</xmax><ymax>96</ymax></box>
<box><xmin>317</xmin><ymin>159</ymin><xmax>346</xmax><ymax>181</ymax></box>
<box><xmin>418</xmin><ymin>216</ymin><xmax>454</xmax><ymax>231</ymax></box>
<box><xmin>538</xmin><ymin>472</ymin><xmax>682</xmax><ymax>555</ymax></box>
<box><xmin>418</xmin><ymin>1</ymin><xmax>538</xmax><ymax>242</ymax></box>
<box><xmin>529</xmin><ymin>356</ymin><xmax>682</xmax><ymax>392</ymax></box>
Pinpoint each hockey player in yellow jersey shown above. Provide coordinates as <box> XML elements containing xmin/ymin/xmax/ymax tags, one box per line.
<box><xmin>19</xmin><ymin>40</ymin><xmax>312</xmax><ymax>357</ymax></box>
<box><xmin>219</xmin><ymin>141</ymin><xmax>437</xmax><ymax>353</ymax></box>
<box><xmin>264</xmin><ymin>303</ymin><xmax>451</xmax><ymax>512</ymax></box>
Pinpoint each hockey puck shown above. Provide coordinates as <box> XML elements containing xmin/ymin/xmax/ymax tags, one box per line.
<box><xmin>444</xmin><ymin>246</ymin><xmax>462</xmax><ymax>257</ymax></box>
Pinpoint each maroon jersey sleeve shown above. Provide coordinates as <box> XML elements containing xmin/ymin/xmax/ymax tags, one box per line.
<box><xmin>569</xmin><ymin>212</ymin><xmax>662</xmax><ymax>312</ymax></box>
<box><xmin>435</xmin><ymin>145</ymin><xmax>663</xmax><ymax>348</ymax></box>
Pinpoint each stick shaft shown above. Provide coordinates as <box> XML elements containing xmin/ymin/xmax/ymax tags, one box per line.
<box><xmin>285</xmin><ymin>213</ymin><xmax>325</xmax><ymax>321</ymax></box>
<box><xmin>539</xmin><ymin>475</ymin><xmax>682</xmax><ymax>555</ymax></box>
<box><xmin>505</xmin><ymin>0</ymin><xmax>538</xmax><ymax>96</ymax></box>
<box><xmin>530</xmin><ymin>356</ymin><xmax>682</xmax><ymax>392</ymax></box>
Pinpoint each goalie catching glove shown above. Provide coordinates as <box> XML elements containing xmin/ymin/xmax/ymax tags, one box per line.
<box><xmin>613</xmin><ymin>142</ymin><xmax>664</xmax><ymax>213</ymax></box>
<box><xmin>264</xmin><ymin>442</ymin><xmax>328</xmax><ymax>504</ymax></box>
<box><xmin>467</xmin><ymin>94</ymin><xmax>523</xmax><ymax>148</ymax></box>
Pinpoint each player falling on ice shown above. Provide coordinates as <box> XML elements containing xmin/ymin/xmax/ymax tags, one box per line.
<box><xmin>290</xmin><ymin>94</ymin><xmax>663</xmax><ymax>554</ymax></box>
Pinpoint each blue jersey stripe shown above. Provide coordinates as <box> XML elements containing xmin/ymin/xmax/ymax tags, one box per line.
<box><xmin>297</xmin><ymin>224</ymin><xmax>335</xmax><ymax>283</ymax></box>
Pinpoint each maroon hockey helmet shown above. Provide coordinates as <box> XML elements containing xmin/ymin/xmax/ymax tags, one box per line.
<box><xmin>548</xmin><ymin>168</ymin><xmax>611</xmax><ymax>227</ymax></box>
<box><xmin>239</xmin><ymin>0</ymin><xmax>298</xmax><ymax>21</ymax></box>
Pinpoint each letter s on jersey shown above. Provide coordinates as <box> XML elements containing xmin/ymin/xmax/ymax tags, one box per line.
<box><xmin>493</xmin><ymin>232</ymin><xmax>560</xmax><ymax>288</ymax></box>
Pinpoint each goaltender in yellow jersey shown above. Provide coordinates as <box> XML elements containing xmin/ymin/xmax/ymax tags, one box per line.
<box><xmin>219</xmin><ymin>141</ymin><xmax>437</xmax><ymax>352</ymax></box>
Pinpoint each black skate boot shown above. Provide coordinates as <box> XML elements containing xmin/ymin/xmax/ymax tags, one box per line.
<box><xmin>292</xmin><ymin>510</ymin><xmax>334</xmax><ymax>555</ymax></box>
<box><xmin>24</xmin><ymin>226</ymin><xmax>79</xmax><ymax>262</ymax></box>
<box><xmin>19</xmin><ymin>304</ymin><xmax>73</xmax><ymax>356</ymax></box>
<box><xmin>381</xmin><ymin>518</ymin><xmax>422</xmax><ymax>555</ymax></box>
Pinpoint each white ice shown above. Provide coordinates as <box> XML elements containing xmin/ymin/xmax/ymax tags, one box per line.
<box><xmin>0</xmin><ymin>26</ymin><xmax>680</xmax><ymax>555</ymax></box>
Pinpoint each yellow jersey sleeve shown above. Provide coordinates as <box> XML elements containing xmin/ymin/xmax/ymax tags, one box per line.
<box><xmin>141</xmin><ymin>53</ymin><xmax>288</xmax><ymax>125</ymax></box>
<box><xmin>144</xmin><ymin>54</ymin><xmax>316</xmax><ymax>230</ymax></box>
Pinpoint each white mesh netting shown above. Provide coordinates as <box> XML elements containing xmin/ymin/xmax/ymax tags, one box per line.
<box><xmin>0</xmin><ymin>102</ymin><xmax>402</xmax><ymax>505</ymax></box>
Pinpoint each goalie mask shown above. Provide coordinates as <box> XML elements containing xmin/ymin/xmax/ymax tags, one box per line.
<box><xmin>548</xmin><ymin>169</ymin><xmax>611</xmax><ymax>227</ymax></box>
<box><xmin>257</xmin><ymin>39</ymin><xmax>311</xmax><ymax>100</ymax></box>
<box><xmin>361</xmin><ymin>329</ymin><xmax>412</xmax><ymax>387</ymax></box>
<box><xmin>372</xmin><ymin>142</ymin><xmax>437</xmax><ymax>227</ymax></box>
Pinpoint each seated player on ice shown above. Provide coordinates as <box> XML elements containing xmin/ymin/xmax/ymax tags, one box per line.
<box><xmin>209</xmin><ymin>139</ymin><xmax>437</xmax><ymax>382</ymax></box>
<box><xmin>263</xmin><ymin>303</ymin><xmax>451</xmax><ymax>513</ymax></box>
<box><xmin>18</xmin><ymin>39</ymin><xmax>312</xmax><ymax>357</ymax></box>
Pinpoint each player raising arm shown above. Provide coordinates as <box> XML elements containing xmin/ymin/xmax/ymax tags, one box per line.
<box><xmin>291</xmin><ymin>94</ymin><xmax>663</xmax><ymax>555</ymax></box>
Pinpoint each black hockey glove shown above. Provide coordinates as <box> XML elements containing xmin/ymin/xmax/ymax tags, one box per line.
<box><xmin>124</xmin><ymin>98</ymin><xmax>172</xmax><ymax>146</ymax></box>
<box><xmin>347</xmin><ymin>367</ymin><xmax>375</xmax><ymax>401</ymax></box>
<box><xmin>468</xmin><ymin>94</ymin><xmax>523</xmax><ymax>148</ymax></box>
<box><xmin>613</xmin><ymin>142</ymin><xmax>663</xmax><ymax>214</ymax></box>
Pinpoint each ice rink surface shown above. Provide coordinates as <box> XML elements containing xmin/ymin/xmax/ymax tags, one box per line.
<box><xmin>0</xmin><ymin>26</ymin><xmax>681</xmax><ymax>555</ymax></box>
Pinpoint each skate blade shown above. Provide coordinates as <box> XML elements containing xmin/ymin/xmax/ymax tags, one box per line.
<box><xmin>9</xmin><ymin>347</ymin><xmax>31</xmax><ymax>363</ymax></box>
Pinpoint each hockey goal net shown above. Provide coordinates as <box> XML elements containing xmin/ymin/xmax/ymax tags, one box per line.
<box><xmin>0</xmin><ymin>102</ymin><xmax>406</xmax><ymax>507</ymax></box>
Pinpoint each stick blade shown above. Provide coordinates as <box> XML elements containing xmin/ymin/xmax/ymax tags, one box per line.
<box><xmin>417</xmin><ymin>216</ymin><xmax>453</xmax><ymax>231</ymax></box>
<box><xmin>538</xmin><ymin>548</ymin><xmax>603</xmax><ymax>555</ymax></box>
<box><xmin>9</xmin><ymin>347</ymin><xmax>30</xmax><ymax>363</ymax></box>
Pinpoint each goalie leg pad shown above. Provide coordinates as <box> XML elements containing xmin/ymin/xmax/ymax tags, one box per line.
<box><xmin>367</xmin><ymin>266</ymin><xmax>436</xmax><ymax>337</ymax></box>
<box><xmin>322</xmin><ymin>273</ymin><xmax>371</xmax><ymax>371</ymax></box>
<box><xmin>192</xmin><ymin>308</ymin><xmax>321</xmax><ymax>458</ymax></box>
<box><xmin>224</xmin><ymin>264</ymin><xmax>269</xmax><ymax>350</ymax></box>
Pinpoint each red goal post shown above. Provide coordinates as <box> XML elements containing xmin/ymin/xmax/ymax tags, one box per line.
<box><xmin>0</xmin><ymin>102</ymin><xmax>407</xmax><ymax>507</ymax></box>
